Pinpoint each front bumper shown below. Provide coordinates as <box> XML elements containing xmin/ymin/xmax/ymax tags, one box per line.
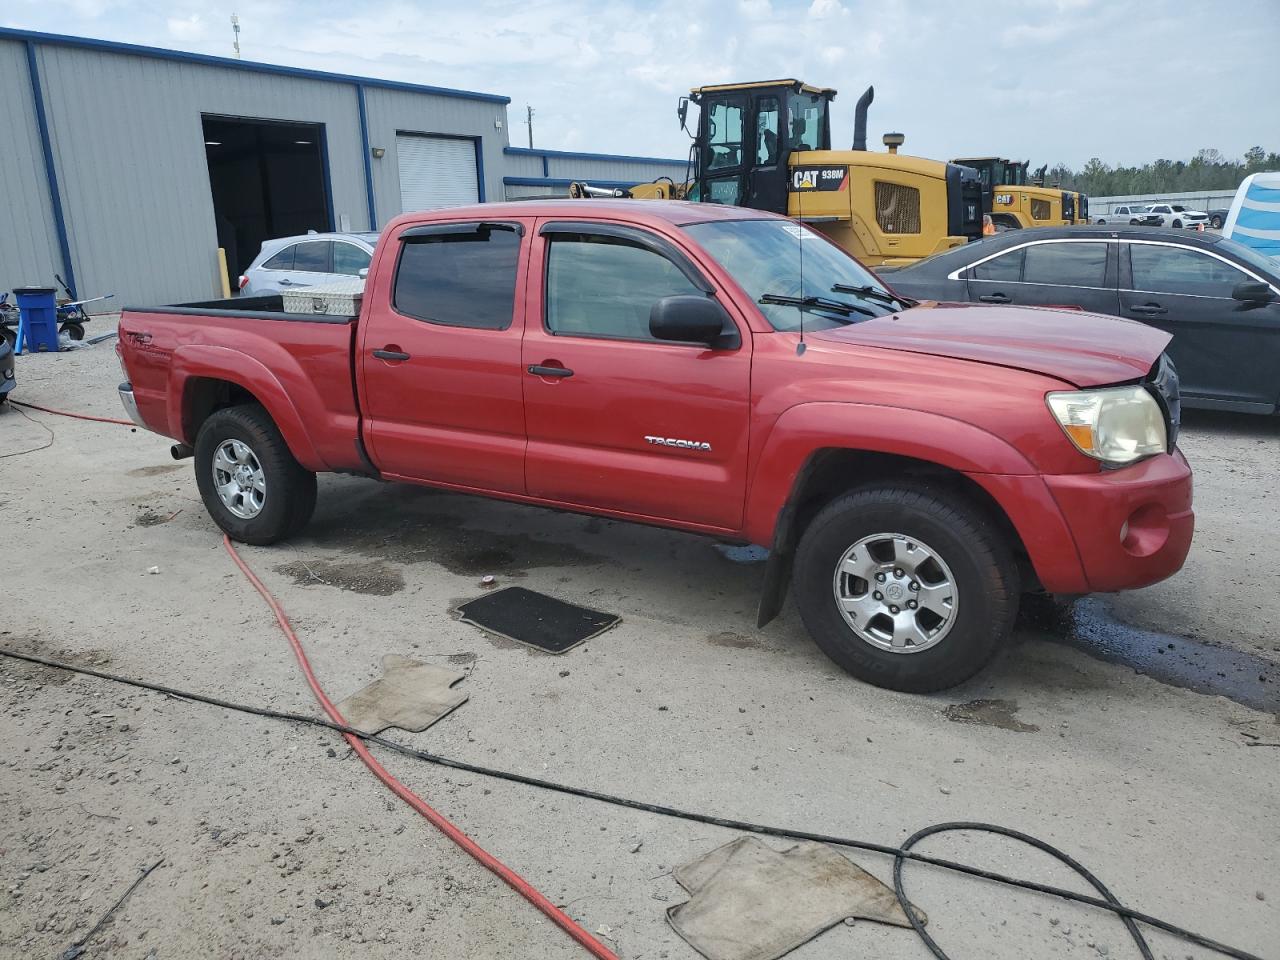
<box><xmin>118</xmin><ymin>381</ymin><xmax>145</xmax><ymax>427</ymax></box>
<box><xmin>971</xmin><ymin>450</ymin><xmax>1194</xmax><ymax>595</ymax></box>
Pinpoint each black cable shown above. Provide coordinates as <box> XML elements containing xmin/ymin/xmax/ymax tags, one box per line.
<box><xmin>58</xmin><ymin>858</ymin><xmax>163</xmax><ymax>960</ymax></box>
<box><xmin>0</xmin><ymin>647</ymin><xmax>1264</xmax><ymax>960</ymax></box>
<box><xmin>1</xmin><ymin>404</ymin><xmax>56</xmax><ymax>459</ymax></box>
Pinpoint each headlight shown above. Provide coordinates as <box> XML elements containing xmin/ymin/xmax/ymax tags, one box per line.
<box><xmin>1046</xmin><ymin>385</ymin><xmax>1167</xmax><ymax>465</ymax></box>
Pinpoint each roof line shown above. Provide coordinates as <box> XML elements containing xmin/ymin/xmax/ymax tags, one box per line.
<box><xmin>504</xmin><ymin>146</ymin><xmax>686</xmax><ymax>166</ymax></box>
<box><xmin>0</xmin><ymin>26</ymin><xmax>511</xmax><ymax>104</ymax></box>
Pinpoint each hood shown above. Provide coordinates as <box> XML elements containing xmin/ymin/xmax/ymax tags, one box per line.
<box><xmin>814</xmin><ymin>302</ymin><xmax>1170</xmax><ymax>387</ymax></box>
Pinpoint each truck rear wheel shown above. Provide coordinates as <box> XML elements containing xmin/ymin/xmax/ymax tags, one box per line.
<box><xmin>792</xmin><ymin>484</ymin><xmax>1018</xmax><ymax>693</ymax></box>
<box><xmin>194</xmin><ymin>404</ymin><xmax>317</xmax><ymax>545</ymax></box>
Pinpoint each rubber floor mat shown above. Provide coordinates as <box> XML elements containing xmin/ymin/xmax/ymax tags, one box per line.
<box><xmin>456</xmin><ymin>587</ymin><xmax>619</xmax><ymax>653</ymax></box>
<box><xmin>335</xmin><ymin>655</ymin><xmax>468</xmax><ymax>735</ymax></box>
<box><xmin>667</xmin><ymin>836</ymin><xmax>924</xmax><ymax>960</ymax></box>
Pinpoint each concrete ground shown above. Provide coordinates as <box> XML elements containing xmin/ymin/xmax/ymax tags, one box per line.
<box><xmin>2</xmin><ymin>339</ymin><xmax>1276</xmax><ymax>960</ymax></box>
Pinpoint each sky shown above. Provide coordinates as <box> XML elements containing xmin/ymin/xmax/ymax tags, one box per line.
<box><xmin>4</xmin><ymin>0</ymin><xmax>1278</xmax><ymax>169</ymax></box>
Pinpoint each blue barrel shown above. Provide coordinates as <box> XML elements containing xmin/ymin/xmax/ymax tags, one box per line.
<box><xmin>13</xmin><ymin>286</ymin><xmax>60</xmax><ymax>353</ymax></box>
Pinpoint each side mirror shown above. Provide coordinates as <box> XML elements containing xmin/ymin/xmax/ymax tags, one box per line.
<box><xmin>650</xmin><ymin>295</ymin><xmax>737</xmax><ymax>348</ymax></box>
<box><xmin>358</xmin><ymin>267</ymin><xmax>369</xmax><ymax>279</ymax></box>
<box><xmin>1232</xmin><ymin>281</ymin><xmax>1272</xmax><ymax>304</ymax></box>
<box><xmin>677</xmin><ymin>97</ymin><xmax>689</xmax><ymax>132</ymax></box>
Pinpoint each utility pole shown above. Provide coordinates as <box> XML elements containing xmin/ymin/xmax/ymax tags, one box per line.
<box><xmin>230</xmin><ymin>14</ymin><xmax>241</xmax><ymax>59</ymax></box>
<box><xmin>525</xmin><ymin>105</ymin><xmax>534</xmax><ymax>149</ymax></box>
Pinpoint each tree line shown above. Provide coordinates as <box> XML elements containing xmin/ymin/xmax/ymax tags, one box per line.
<box><xmin>1042</xmin><ymin>147</ymin><xmax>1277</xmax><ymax>197</ymax></box>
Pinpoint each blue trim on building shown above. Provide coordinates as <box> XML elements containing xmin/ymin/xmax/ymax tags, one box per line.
<box><xmin>473</xmin><ymin>138</ymin><xmax>487</xmax><ymax>202</ymax></box>
<box><xmin>24</xmin><ymin>40</ymin><xmax>76</xmax><ymax>296</ymax></box>
<box><xmin>504</xmin><ymin>146</ymin><xmax>686</xmax><ymax>167</ymax></box>
<box><xmin>355</xmin><ymin>84</ymin><xmax>377</xmax><ymax>229</ymax></box>
<box><xmin>503</xmin><ymin>176</ymin><xmax>639</xmax><ymax>189</ymax></box>
<box><xmin>317</xmin><ymin>123</ymin><xmax>337</xmax><ymax>231</ymax></box>
<box><xmin>1</xmin><ymin>26</ymin><xmax>511</xmax><ymax>104</ymax></box>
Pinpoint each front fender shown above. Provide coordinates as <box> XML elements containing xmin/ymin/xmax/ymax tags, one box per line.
<box><xmin>742</xmin><ymin>401</ymin><xmax>1038</xmax><ymax>546</ymax></box>
<box><xmin>167</xmin><ymin>345</ymin><xmax>324</xmax><ymax>470</ymax></box>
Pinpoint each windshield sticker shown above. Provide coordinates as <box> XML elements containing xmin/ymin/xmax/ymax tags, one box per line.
<box><xmin>781</xmin><ymin>223</ymin><xmax>821</xmax><ymax>240</ymax></box>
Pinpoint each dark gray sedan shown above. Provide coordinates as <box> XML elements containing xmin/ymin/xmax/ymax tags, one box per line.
<box><xmin>884</xmin><ymin>227</ymin><xmax>1280</xmax><ymax>413</ymax></box>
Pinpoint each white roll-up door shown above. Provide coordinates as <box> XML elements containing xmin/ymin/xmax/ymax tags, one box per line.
<box><xmin>396</xmin><ymin>134</ymin><xmax>479</xmax><ymax>212</ymax></box>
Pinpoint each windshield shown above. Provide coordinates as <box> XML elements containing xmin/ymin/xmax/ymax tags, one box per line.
<box><xmin>684</xmin><ymin>218</ymin><xmax>897</xmax><ymax>331</ymax></box>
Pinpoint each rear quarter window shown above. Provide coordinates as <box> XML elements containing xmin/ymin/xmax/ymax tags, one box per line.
<box><xmin>261</xmin><ymin>245</ymin><xmax>294</xmax><ymax>270</ymax></box>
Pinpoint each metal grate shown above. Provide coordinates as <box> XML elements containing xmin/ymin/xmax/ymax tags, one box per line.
<box><xmin>874</xmin><ymin>182</ymin><xmax>921</xmax><ymax>234</ymax></box>
<box><xmin>1030</xmin><ymin>198</ymin><xmax>1052</xmax><ymax>221</ymax></box>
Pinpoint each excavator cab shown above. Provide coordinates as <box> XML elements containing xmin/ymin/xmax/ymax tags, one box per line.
<box><xmin>687</xmin><ymin>80</ymin><xmax>835</xmax><ymax>214</ymax></box>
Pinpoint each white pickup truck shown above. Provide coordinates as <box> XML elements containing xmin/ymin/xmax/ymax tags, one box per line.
<box><xmin>1094</xmin><ymin>204</ymin><xmax>1159</xmax><ymax>225</ymax></box>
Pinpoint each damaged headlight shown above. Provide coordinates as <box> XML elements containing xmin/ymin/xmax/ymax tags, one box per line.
<box><xmin>1046</xmin><ymin>385</ymin><xmax>1167</xmax><ymax>465</ymax></box>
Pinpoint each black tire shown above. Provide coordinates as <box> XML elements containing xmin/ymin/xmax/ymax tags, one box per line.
<box><xmin>194</xmin><ymin>403</ymin><xmax>317</xmax><ymax>545</ymax></box>
<box><xmin>61</xmin><ymin>322</ymin><xmax>85</xmax><ymax>341</ymax></box>
<box><xmin>1129</xmin><ymin>219</ymin><xmax>1140</xmax><ymax>226</ymax></box>
<box><xmin>1211</xmin><ymin>214</ymin><xmax>1224</xmax><ymax>229</ymax></box>
<box><xmin>792</xmin><ymin>484</ymin><xmax>1019</xmax><ymax>693</ymax></box>
<box><xmin>1096</xmin><ymin>219</ymin><xmax>1107</xmax><ymax>225</ymax></box>
<box><xmin>1171</xmin><ymin>219</ymin><xmax>1182</xmax><ymax>229</ymax></box>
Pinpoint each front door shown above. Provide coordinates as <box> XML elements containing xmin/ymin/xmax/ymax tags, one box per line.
<box><xmin>1120</xmin><ymin>240</ymin><xmax>1280</xmax><ymax>409</ymax></box>
<box><xmin>359</xmin><ymin>220</ymin><xmax>530</xmax><ymax>493</ymax></box>
<box><xmin>521</xmin><ymin>221</ymin><xmax>753</xmax><ymax>531</ymax></box>
<box><xmin>698</xmin><ymin>95</ymin><xmax>749</xmax><ymax>206</ymax></box>
<box><xmin>966</xmin><ymin>239</ymin><xmax>1118</xmax><ymax>314</ymax></box>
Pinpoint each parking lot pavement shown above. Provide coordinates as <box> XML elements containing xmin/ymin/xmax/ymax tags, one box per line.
<box><xmin>2</xmin><ymin>342</ymin><xmax>1276</xmax><ymax>960</ymax></box>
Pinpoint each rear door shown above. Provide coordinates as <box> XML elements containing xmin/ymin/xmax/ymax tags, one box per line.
<box><xmin>280</xmin><ymin>239</ymin><xmax>332</xmax><ymax>290</ymax></box>
<box><xmin>1120</xmin><ymin>239</ymin><xmax>1280</xmax><ymax>409</ymax></box>
<box><xmin>966</xmin><ymin>239</ymin><xmax>1118</xmax><ymax>313</ymax></box>
<box><xmin>521</xmin><ymin>220</ymin><xmax>752</xmax><ymax>531</ymax></box>
<box><xmin>358</xmin><ymin>219</ymin><xmax>530</xmax><ymax>492</ymax></box>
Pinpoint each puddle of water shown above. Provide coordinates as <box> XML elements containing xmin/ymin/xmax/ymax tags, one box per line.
<box><xmin>944</xmin><ymin>698</ymin><xmax>1038</xmax><ymax>733</ymax></box>
<box><xmin>1045</xmin><ymin>597</ymin><xmax>1279</xmax><ymax>714</ymax></box>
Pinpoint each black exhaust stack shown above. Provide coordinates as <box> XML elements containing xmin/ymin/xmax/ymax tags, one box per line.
<box><xmin>852</xmin><ymin>86</ymin><xmax>874</xmax><ymax>151</ymax></box>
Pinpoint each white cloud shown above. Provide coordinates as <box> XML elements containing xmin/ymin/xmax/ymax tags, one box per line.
<box><xmin>808</xmin><ymin>0</ymin><xmax>846</xmax><ymax>17</ymax></box>
<box><xmin>165</xmin><ymin>14</ymin><xmax>204</xmax><ymax>40</ymax></box>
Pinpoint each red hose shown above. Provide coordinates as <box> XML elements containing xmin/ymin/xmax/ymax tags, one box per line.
<box><xmin>8</xmin><ymin>399</ymin><xmax>134</xmax><ymax>427</ymax></box>
<box><xmin>221</xmin><ymin>534</ymin><xmax>619</xmax><ymax>960</ymax></box>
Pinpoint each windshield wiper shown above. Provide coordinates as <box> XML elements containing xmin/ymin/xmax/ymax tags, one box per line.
<box><xmin>831</xmin><ymin>283</ymin><xmax>911</xmax><ymax>308</ymax></box>
<box><xmin>759</xmin><ymin>293</ymin><xmax>875</xmax><ymax>318</ymax></box>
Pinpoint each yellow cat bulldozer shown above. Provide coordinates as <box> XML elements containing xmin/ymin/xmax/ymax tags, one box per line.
<box><xmin>949</xmin><ymin>157</ymin><xmax>1090</xmax><ymax>228</ymax></box>
<box><xmin>570</xmin><ymin>80</ymin><xmax>984</xmax><ymax>267</ymax></box>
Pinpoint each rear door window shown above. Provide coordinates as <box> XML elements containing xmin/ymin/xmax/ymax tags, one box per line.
<box><xmin>1128</xmin><ymin>244</ymin><xmax>1250</xmax><ymax>297</ymax></box>
<box><xmin>393</xmin><ymin>225</ymin><xmax>520</xmax><ymax>329</ymax></box>
<box><xmin>972</xmin><ymin>248</ymin><xmax>1024</xmax><ymax>281</ymax></box>
<box><xmin>1023</xmin><ymin>241</ymin><xmax>1108</xmax><ymax>286</ymax></box>
<box><xmin>292</xmin><ymin>241</ymin><xmax>331</xmax><ymax>273</ymax></box>
<box><xmin>261</xmin><ymin>245</ymin><xmax>295</xmax><ymax>270</ymax></box>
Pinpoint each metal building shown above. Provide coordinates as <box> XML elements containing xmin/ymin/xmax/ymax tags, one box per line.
<box><xmin>0</xmin><ymin>27</ymin><xmax>686</xmax><ymax>311</ymax></box>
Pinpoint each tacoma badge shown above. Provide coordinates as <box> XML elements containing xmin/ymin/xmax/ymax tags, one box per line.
<box><xmin>645</xmin><ymin>435</ymin><xmax>712</xmax><ymax>451</ymax></box>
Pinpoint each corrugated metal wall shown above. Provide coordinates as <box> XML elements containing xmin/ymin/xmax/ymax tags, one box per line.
<box><xmin>32</xmin><ymin>43</ymin><xmax>370</xmax><ymax>309</ymax></box>
<box><xmin>364</xmin><ymin>86</ymin><xmax>507</xmax><ymax>225</ymax></box>
<box><xmin>0</xmin><ymin>40</ymin><xmax>63</xmax><ymax>297</ymax></box>
<box><xmin>501</xmin><ymin>147</ymin><xmax>690</xmax><ymax>199</ymax></box>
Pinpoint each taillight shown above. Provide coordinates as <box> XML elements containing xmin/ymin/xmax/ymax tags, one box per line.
<box><xmin>238</xmin><ymin>275</ymin><xmax>249</xmax><ymax>290</ymax></box>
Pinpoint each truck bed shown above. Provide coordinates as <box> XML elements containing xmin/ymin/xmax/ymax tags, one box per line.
<box><xmin>124</xmin><ymin>294</ymin><xmax>357</xmax><ymax>323</ymax></box>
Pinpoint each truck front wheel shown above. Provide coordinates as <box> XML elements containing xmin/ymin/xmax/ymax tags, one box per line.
<box><xmin>194</xmin><ymin>404</ymin><xmax>317</xmax><ymax>545</ymax></box>
<box><xmin>793</xmin><ymin>485</ymin><xmax>1018</xmax><ymax>692</ymax></box>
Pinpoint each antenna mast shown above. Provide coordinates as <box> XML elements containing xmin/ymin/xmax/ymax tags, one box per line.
<box><xmin>230</xmin><ymin>14</ymin><xmax>241</xmax><ymax>59</ymax></box>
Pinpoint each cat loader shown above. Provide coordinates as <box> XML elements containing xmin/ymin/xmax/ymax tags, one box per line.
<box><xmin>951</xmin><ymin>157</ymin><xmax>1090</xmax><ymax>228</ymax></box>
<box><xmin>571</xmin><ymin>81</ymin><xmax>984</xmax><ymax>268</ymax></box>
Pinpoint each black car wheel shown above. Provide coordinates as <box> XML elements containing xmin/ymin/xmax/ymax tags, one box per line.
<box><xmin>1172</xmin><ymin>219</ymin><xmax>1183</xmax><ymax>229</ymax></box>
<box><xmin>61</xmin><ymin>322</ymin><xmax>85</xmax><ymax>341</ymax></box>
<box><xmin>1211</xmin><ymin>214</ymin><xmax>1224</xmax><ymax>229</ymax></box>
<box><xmin>1129</xmin><ymin>219</ymin><xmax>1141</xmax><ymax>225</ymax></box>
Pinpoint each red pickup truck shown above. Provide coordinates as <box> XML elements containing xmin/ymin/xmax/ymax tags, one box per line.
<box><xmin>118</xmin><ymin>200</ymin><xmax>1193</xmax><ymax>692</ymax></box>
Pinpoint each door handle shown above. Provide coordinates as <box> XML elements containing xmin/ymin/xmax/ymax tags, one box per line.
<box><xmin>278</xmin><ymin>279</ymin><xmax>293</xmax><ymax>286</ymax></box>
<box><xmin>372</xmin><ymin>348</ymin><xmax>411</xmax><ymax>361</ymax></box>
<box><xmin>528</xmin><ymin>364</ymin><xmax>574</xmax><ymax>379</ymax></box>
<box><xmin>1127</xmin><ymin>304</ymin><xmax>1168</xmax><ymax>315</ymax></box>
<box><xmin>978</xmin><ymin>293</ymin><xmax>1010</xmax><ymax>304</ymax></box>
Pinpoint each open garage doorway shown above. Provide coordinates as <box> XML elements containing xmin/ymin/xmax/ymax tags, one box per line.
<box><xmin>202</xmin><ymin>115</ymin><xmax>332</xmax><ymax>292</ymax></box>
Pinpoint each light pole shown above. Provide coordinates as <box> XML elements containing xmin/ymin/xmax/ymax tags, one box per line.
<box><xmin>230</xmin><ymin>14</ymin><xmax>241</xmax><ymax>59</ymax></box>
